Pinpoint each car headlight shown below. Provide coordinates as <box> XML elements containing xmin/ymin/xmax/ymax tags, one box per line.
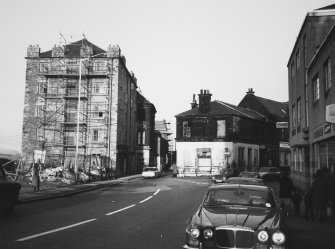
<box><xmin>257</xmin><ymin>230</ymin><xmax>269</xmax><ymax>242</ymax></box>
<box><xmin>190</xmin><ymin>228</ymin><xmax>200</xmax><ymax>238</ymax></box>
<box><xmin>203</xmin><ymin>228</ymin><xmax>213</xmax><ymax>239</ymax></box>
<box><xmin>272</xmin><ymin>231</ymin><xmax>286</xmax><ymax>245</ymax></box>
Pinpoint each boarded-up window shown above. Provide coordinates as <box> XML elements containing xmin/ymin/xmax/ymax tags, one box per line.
<box><xmin>217</xmin><ymin>120</ymin><xmax>226</xmax><ymax>138</ymax></box>
<box><xmin>183</xmin><ymin>121</ymin><xmax>191</xmax><ymax>137</ymax></box>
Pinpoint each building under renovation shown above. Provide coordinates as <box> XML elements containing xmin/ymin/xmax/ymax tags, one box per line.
<box><xmin>22</xmin><ymin>39</ymin><xmax>139</xmax><ymax>176</ymax></box>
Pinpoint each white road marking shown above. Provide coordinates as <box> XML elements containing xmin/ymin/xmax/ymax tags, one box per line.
<box><xmin>105</xmin><ymin>204</ymin><xmax>136</xmax><ymax>216</ymax></box>
<box><xmin>16</xmin><ymin>219</ymin><xmax>97</xmax><ymax>242</ymax></box>
<box><xmin>139</xmin><ymin>196</ymin><xmax>153</xmax><ymax>203</ymax></box>
<box><xmin>153</xmin><ymin>189</ymin><xmax>160</xmax><ymax>195</ymax></box>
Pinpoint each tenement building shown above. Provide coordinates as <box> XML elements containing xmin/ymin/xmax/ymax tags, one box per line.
<box><xmin>22</xmin><ymin>39</ymin><xmax>140</xmax><ymax>176</ymax></box>
<box><xmin>288</xmin><ymin>4</ymin><xmax>335</xmax><ymax>191</ymax></box>
<box><xmin>175</xmin><ymin>90</ymin><xmax>279</xmax><ymax>177</ymax></box>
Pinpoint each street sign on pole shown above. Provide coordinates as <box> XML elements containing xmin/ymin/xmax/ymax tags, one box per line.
<box><xmin>276</xmin><ymin>122</ymin><xmax>288</xmax><ymax>128</ymax></box>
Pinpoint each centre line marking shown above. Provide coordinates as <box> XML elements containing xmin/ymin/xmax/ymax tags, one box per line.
<box><xmin>16</xmin><ymin>218</ymin><xmax>97</xmax><ymax>242</ymax></box>
<box><xmin>139</xmin><ymin>196</ymin><xmax>153</xmax><ymax>203</ymax></box>
<box><xmin>153</xmin><ymin>189</ymin><xmax>160</xmax><ymax>195</ymax></box>
<box><xmin>106</xmin><ymin>204</ymin><xmax>136</xmax><ymax>216</ymax></box>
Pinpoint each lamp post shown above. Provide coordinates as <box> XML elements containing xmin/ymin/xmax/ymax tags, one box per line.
<box><xmin>74</xmin><ymin>52</ymin><xmax>114</xmax><ymax>181</ymax></box>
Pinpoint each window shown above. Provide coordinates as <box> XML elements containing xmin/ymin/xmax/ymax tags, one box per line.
<box><xmin>93</xmin><ymin>82</ymin><xmax>104</xmax><ymax>94</ymax></box>
<box><xmin>298</xmin><ymin>149</ymin><xmax>303</xmax><ymax>172</ymax></box>
<box><xmin>38</xmin><ymin>81</ymin><xmax>47</xmax><ymax>94</ymax></box>
<box><xmin>297</xmin><ymin>98</ymin><xmax>301</xmax><ymax>125</ymax></box>
<box><xmin>296</xmin><ymin>50</ymin><xmax>300</xmax><ymax>71</ymax></box>
<box><xmin>39</xmin><ymin>62</ymin><xmax>49</xmax><ymax>72</ymax></box>
<box><xmin>36</xmin><ymin>128</ymin><xmax>44</xmax><ymax>140</ymax></box>
<box><xmin>293</xmin><ymin>149</ymin><xmax>297</xmax><ymax>171</ymax></box>
<box><xmin>313</xmin><ymin>75</ymin><xmax>320</xmax><ymax>102</ymax></box>
<box><xmin>291</xmin><ymin>61</ymin><xmax>295</xmax><ymax>78</ymax></box>
<box><xmin>233</xmin><ymin>117</ymin><xmax>240</xmax><ymax>133</ymax></box>
<box><xmin>137</xmin><ymin>131</ymin><xmax>145</xmax><ymax>145</ymax></box>
<box><xmin>292</xmin><ymin>104</ymin><xmax>296</xmax><ymax>128</ymax></box>
<box><xmin>94</xmin><ymin>61</ymin><xmax>106</xmax><ymax>71</ymax></box>
<box><xmin>324</xmin><ymin>58</ymin><xmax>332</xmax><ymax>91</ymax></box>
<box><xmin>217</xmin><ymin>120</ymin><xmax>226</xmax><ymax>138</ymax></box>
<box><xmin>93</xmin><ymin>105</ymin><xmax>103</xmax><ymax>118</ymax></box>
<box><xmin>183</xmin><ymin>121</ymin><xmax>191</xmax><ymax>138</ymax></box>
<box><xmin>93</xmin><ymin>130</ymin><xmax>99</xmax><ymax>141</ymax></box>
<box><xmin>36</xmin><ymin>104</ymin><xmax>44</xmax><ymax>117</ymax></box>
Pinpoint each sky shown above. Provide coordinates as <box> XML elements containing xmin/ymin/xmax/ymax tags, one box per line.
<box><xmin>0</xmin><ymin>0</ymin><xmax>335</xmax><ymax>152</ymax></box>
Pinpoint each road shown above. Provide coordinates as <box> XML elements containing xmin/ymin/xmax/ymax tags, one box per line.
<box><xmin>0</xmin><ymin>176</ymin><xmax>210</xmax><ymax>249</ymax></box>
<box><xmin>1</xmin><ymin>176</ymin><xmax>334</xmax><ymax>249</ymax></box>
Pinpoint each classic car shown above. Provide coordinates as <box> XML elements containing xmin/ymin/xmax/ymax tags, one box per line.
<box><xmin>0</xmin><ymin>166</ymin><xmax>21</xmax><ymax>215</ymax></box>
<box><xmin>258</xmin><ymin>167</ymin><xmax>281</xmax><ymax>181</ymax></box>
<box><xmin>226</xmin><ymin>177</ymin><xmax>266</xmax><ymax>186</ymax></box>
<box><xmin>184</xmin><ymin>184</ymin><xmax>288</xmax><ymax>249</ymax></box>
<box><xmin>211</xmin><ymin>168</ymin><xmax>240</xmax><ymax>184</ymax></box>
<box><xmin>239</xmin><ymin>171</ymin><xmax>260</xmax><ymax>178</ymax></box>
<box><xmin>142</xmin><ymin>167</ymin><xmax>161</xmax><ymax>179</ymax></box>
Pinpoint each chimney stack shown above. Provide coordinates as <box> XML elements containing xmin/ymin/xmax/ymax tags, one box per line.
<box><xmin>247</xmin><ymin>88</ymin><xmax>255</xmax><ymax>95</ymax></box>
<box><xmin>198</xmin><ymin>89</ymin><xmax>212</xmax><ymax>113</ymax></box>
<box><xmin>191</xmin><ymin>94</ymin><xmax>198</xmax><ymax>109</ymax></box>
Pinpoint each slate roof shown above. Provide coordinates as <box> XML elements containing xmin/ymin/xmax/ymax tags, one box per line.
<box><xmin>175</xmin><ymin>100</ymin><xmax>265</xmax><ymax>120</ymax></box>
<box><xmin>253</xmin><ymin>96</ymin><xmax>288</xmax><ymax>121</ymax></box>
<box><xmin>316</xmin><ymin>4</ymin><xmax>335</xmax><ymax>11</ymax></box>
<box><xmin>238</xmin><ymin>93</ymin><xmax>288</xmax><ymax>122</ymax></box>
<box><xmin>40</xmin><ymin>39</ymin><xmax>106</xmax><ymax>58</ymax></box>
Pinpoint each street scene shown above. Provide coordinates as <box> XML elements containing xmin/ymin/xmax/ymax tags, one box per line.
<box><xmin>1</xmin><ymin>1</ymin><xmax>335</xmax><ymax>249</ymax></box>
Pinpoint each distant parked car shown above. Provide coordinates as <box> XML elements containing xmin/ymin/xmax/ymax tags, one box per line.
<box><xmin>142</xmin><ymin>167</ymin><xmax>161</xmax><ymax>179</ymax></box>
<box><xmin>0</xmin><ymin>166</ymin><xmax>21</xmax><ymax>215</ymax></box>
<box><xmin>258</xmin><ymin>167</ymin><xmax>281</xmax><ymax>180</ymax></box>
<box><xmin>184</xmin><ymin>183</ymin><xmax>289</xmax><ymax>249</ymax></box>
<box><xmin>239</xmin><ymin>171</ymin><xmax>260</xmax><ymax>178</ymax></box>
<box><xmin>211</xmin><ymin>168</ymin><xmax>240</xmax><ymax>184</ymax></box>
<box><xmin>227</xmin><ymin>176</ymin><xmax>266</xmax><ymax>186</ymax></box>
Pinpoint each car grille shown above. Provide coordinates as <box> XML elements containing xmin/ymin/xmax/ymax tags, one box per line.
<box><xmin>215</xmin><ymin>226</ymin><xmax>254</xmax><ymax>248</ymax></box>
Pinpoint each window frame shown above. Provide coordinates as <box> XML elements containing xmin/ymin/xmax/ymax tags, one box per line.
<box><xmin>313</xmin><ymin>74</ymin><xmax>320</xmax><ymax>102</ymax></box>
<box><xmin>324</xmin><ymin>58</ymin><xmax>332</xmax><ymax>92</ymax></box>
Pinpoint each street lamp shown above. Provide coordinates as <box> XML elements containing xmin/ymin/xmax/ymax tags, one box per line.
<box><xmin>74</xmin><ymin>52</ymin><xmax>114</xmax><ymax>180</ymax></box>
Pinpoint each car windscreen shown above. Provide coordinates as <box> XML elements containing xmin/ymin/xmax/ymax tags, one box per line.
<box><xmin>240</xmin><ymin>172</ymin><xmax>257</xmax><ymax>177</ymax></box>
<box><xmin>144</xmin><ymin>168</ymin><xmax>156</xmax><ymax>172</ymax></box>
<box><xmin>204</xmin><ymin>188</ymin><xmax>275</xmax><ymax>208</ymax></box>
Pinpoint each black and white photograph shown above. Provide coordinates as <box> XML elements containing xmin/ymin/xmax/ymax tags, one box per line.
<box><xmin>1</xmin><ymin>0</ymin><xmax>335</xmax><ymax>248</ymax></box>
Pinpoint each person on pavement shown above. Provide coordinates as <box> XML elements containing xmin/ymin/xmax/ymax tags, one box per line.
<box><xmin>29</xmin><ymin>160</ymin><xmax>41</xmax><ymax>192</ymax></box>
<box><xmin>311</xmin><ymin>168</ymin><xmax>331</xmax><ymax>222</ymax></box>
<box><xmin>279</xmin><ymin>171</ymin><xmax>294</xmax><ymax>216</ymax></box>
<box><xmin>304</xmin><ymin>188</ymin><xmax>315</xmax><ymax>221</ymax></box>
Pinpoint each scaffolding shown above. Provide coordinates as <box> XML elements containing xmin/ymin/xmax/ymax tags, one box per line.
<box><xmin>36</xmin><ymin>39</ymin><xmax>113</xmax><ymax>172</ymax></box>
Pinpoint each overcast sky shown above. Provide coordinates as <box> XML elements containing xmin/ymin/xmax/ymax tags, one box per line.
<box><xmin>1</xmin><ymin>0</ymin><xmax>334</xmax><ymax>152</ymax></box>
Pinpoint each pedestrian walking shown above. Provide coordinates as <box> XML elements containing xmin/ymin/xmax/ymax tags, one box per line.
<box><xmin>291</xmin><ymin>189</ymin><xmax>302</xmax><ymax>215</ymax></box>
<box><xmin>304</xmin><ymin>189</ymin><xmax>315</xmax><ymax>221</ymax></box>
<box><xmin>29</xmin><ymin>160</ymin><xmax>41</xmax><ymax>192</ymax></box>
<box><xmin>311</xmin><ymin>168</ymin><xmax>331</xmax><ymax>222</ymax></box>
<box><xmin>279</xmin><ymin>171</ymin><xmax>294</xmax><ymax>216</ymax></box>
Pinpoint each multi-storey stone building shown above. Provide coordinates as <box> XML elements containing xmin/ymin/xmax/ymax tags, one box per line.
<box><xmin>22</xmin><ymin>39</ymin><xmax>139</xmax><ymax>176</ymax></box>
<box><xmin>175</xmin><ymin>90</ymin><xmax>279</xmax><ymax>176</ymax></box>
<box><xmin>288</xmin><ymin>5</ymin><xmax>335</xmax><ymax>190</ymax></box>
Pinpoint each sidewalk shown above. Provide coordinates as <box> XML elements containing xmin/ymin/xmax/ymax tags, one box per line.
<box><xmin>18</xmin><ymin>174</ymin><xmax>142</xmax><ymax>204</ymax></box>
<box><xmin>285</xmin><ymin>203</ymin><xmax>335</xmax><ymax>248</ymax></box>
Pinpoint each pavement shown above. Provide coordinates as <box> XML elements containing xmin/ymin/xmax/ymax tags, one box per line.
<box><xmin>18</xmin><ymin>174</ymin><xmax>143</xmax><ymax>204</ymax></box>
<box><xmin>16</xmin><ymin>175</ymin><xmax>335</xmax><ymax>248</ymax></box>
